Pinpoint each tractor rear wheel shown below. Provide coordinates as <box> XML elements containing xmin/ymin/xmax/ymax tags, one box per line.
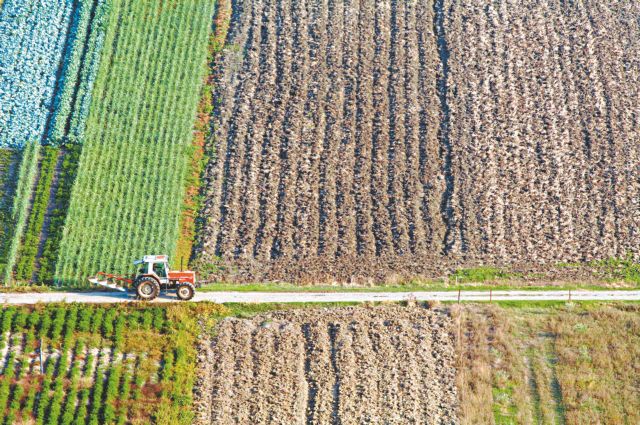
<box><xmin>176</xmin><ymin>283</ymin><xmax>195</xmax><ymax>301</ymax></box>
<box><xmin>136</xmin><ymin>277</ymin><xmax>160</xmax><ymax>301</ymax></box>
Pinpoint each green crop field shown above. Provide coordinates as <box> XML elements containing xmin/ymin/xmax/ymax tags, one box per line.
<box><xmin>0</xmin><ymin>303</ymin><xmax>225</xmax><ymax>425</ymax></box>
<box><xmin>54</xmin><ymin>0</ymin><xmax>215</xmax><ymax>285</ymax></box>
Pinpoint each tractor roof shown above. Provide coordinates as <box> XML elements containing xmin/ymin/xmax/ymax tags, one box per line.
<box><xmin>135</xmin><ymin>255</ymin><xmax>169</xmax><ymax>264</ymax></box>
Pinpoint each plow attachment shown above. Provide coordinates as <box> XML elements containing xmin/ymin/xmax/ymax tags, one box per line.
<box><xmin>88</xmin><ymin>273</ymin><xmax>132</xmax><ymax>292</ymax></box>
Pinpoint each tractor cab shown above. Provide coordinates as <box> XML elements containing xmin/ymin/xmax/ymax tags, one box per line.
<box><xmin>135</xmin><ymin>255</ymin><xmax>170</xmax><ymax>284</ymax></box>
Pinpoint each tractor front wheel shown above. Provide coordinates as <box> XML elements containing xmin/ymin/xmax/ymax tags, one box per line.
<box><xmin>136</xmin><ymin>277</ymin><xmax>160</xmax><ymax>301</ymax></box>
<box><xmin>176</xmin><ymin>283</ymin><xmax>195</xmax><ymax>301</ymax></box>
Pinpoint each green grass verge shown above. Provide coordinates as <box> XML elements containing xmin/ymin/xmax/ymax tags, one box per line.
<box><xmin>198</xmin><ymin>281</ymin><xmax>638</xmax><ymax>293</ymax></box>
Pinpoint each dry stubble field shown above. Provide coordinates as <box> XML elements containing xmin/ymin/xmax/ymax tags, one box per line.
<box><xmin>198</xmin><ymin>0</ymin><xmax>640</xmax><ymax>283</ymax></box>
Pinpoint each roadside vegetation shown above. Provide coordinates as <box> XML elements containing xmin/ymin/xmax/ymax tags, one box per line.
<box><xmin>454</xmin><ymin>302</ymin><xmax>640</xmax><ymax>425</ymax></box>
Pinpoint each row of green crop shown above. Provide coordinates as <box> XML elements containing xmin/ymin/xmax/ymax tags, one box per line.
<box><xmin>0</xmin><ymin>305</ymin><xmax>165</xmax><ymax>343</ymax></box>
<box><xmin>55</xmin><ymin>0</ymin><xmax>216</xmax><ymax>285</ymax></box>
<box><xmin>1</xmin><ymin>142</ymin><xmax>40</xmax><ymax>284</ymax></box>
<box><xmin>48</xmin><ymin>0</ymin><xmax>110</xmax><ymax>146</ymax></box>
<box><xmin>0</xmin><ymin>145</ymin><xmax>88</xmax><ymax>285</ymax></box>
<box><xmin>38</xmin><ymin>146</ymin><xmax>82</xmax><ymax>283</ymax></box>
<box><xmin>15</xmin><ymin>147</ymin><xmax>59</xmax><ymax>281</ymax></box>
<box><xmin>0</xmin><ymin>304</ymin><xmax>172</xmax><ymax>424</ymax></box>
<box><xmin>0</xmin><ymin>150</ymin><xmax>20</xmax><ymax>272</ymax></box>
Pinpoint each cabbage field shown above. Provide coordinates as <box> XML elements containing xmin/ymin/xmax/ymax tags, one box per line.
<box><xmin>0</xmin><ymin>0</ymin><xmax>74</xmax><ymax>148</ymax></box>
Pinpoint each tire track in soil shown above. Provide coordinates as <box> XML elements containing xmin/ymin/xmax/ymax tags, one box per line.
<box><xmin>352</xmin><ymin>0</ymin><xmax>375</xmax><ymax>257</ymax></box>
<box><xmin>482</xmin><ymin>3</ymin><xmax>505</xmax><ymax>260</ymax></box>
<box><xmin>402</xmin><ymin>1</ymin><xmax>427</xmax><ymax>256</ymax></box>
<box><xmin>349</xmin><ymin>320</ymin><xmax>380</xmax><ymax>422</ymax></box>
<box><xmin>252</xmin><ymin>0</ymin><xmax>285</xmax><ymax>261</ymax></box>
<box><xmin>302</xmin><ymin>323</ymin><xmax>318</xmax><ymax>425</ymax></box>
<box><xmin>335</xmin><ymin>0</ymin><xmax>358</xmax><ymax>258</ymax></box>
<box><xmin>265</xmin><ymin>0</ymin><xmax>295</xmax><ymax>260</ymax></box>
<box><xmin>300</xmin><ymin>0</ymin><xmax>328</xmax><ymax>259</ymax></box>
<box><xmin>433</xmin><ymin>0</ymin><xmax>457</xmax><ymax>255</ymax></box>
<box><xmin>235</xmin><ymin>0</ymin><xmax>278</xmax><ymax>259</ymax></box>
<box><xmin>415</xmin><ymin>0</ymin><xmax>441</xmax><ymax>252</ymax></box>
<box><xmin>327</xmin><ymin>323</ymin><xmax>342</xmax><ymax>425</ymax></box>
<box><xmin>586</xmin><ymin>2</ymin><xmax>623</xmax><ymax>258</ymax></box>
<box><xmin>291</xmin><ymin>0</ymin><xmax>317</xmax><ymax>259</ymax></box>
<box><xmin>271</xmin><ymin>0</ymin><xmax>307</xmax><ymax>261</ymax></box>
<box><xmin>230</xmin><ymin>0</ymin><xmax>270</xmax><ymax>259</ymax></box>
<box><xmin>204</xmin><ymin>0</ymin><xmax>256</xmax><ymax>257</ymax></box>
<box><xmin>386</xmin><ymin>0</ymin><xmax>410</xmax><ymax>255</ymax></box>
<box><xmin>451</xmin><ymin>0</ymin><xmax>483</xmax><ymax>258</ymax></box>
<box><xmin>216</xmin><ymin>0</ymin><xmax>266</xmax><ymax>258</ymax></box>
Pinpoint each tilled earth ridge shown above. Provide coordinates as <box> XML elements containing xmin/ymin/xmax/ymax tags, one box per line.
<box><xmin>195</xmin><ymin>306</ymin><xmax>459</xmax><ymax>424</ymax></box>
<box><xmin>198</xmin><ymin>0</ymin><xmax>640</xmax><ymax>283</ymax></box>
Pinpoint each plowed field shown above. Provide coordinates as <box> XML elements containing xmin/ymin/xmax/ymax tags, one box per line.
<box><xmin>195</xmin><ymin>306</ymin><xmax>458</xmax><ymax>424</ymax></box>
<box><xmin>198</xmin><ymin>0</ymin><xmax>640</xmax><ymax>283</ymax></box>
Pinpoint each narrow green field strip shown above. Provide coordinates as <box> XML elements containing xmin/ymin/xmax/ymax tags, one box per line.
<box><xmin>0</xmin><ymin>149</ymin><xmax>20</xmax><ymax>273</ymax></box>
<box><xmin>2</xmin><ymin>142</ymin><xmax>40</xmax><ymax>284</ymax></box>
<box><xmin>108</xmin><ymin>2</ymin><xmax>186</xmax><ymax>270</ymax></box>
<box><xmin>92</xmin><ymin>0</ymin><xmax>167</xmax><ymax>273</ymax></box>
<box><xmin>67</xmin><ymin>2</ymin><xmax>148</xmax><ymax>274</ymax></box>
<box><xmin>15</xmin><ymin>147</ymin><xmax>59</xmax><ymax>281</ymax></box>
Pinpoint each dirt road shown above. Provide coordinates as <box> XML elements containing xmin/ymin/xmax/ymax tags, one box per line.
<box><xmin>1</xmin><ymin>290</ymin><xmax>639</xmax><ymax>304</ymax></box>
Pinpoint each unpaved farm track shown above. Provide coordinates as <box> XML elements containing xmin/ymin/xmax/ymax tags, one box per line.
<box><xmin>2</xmin><ymin>290</ymin><xmax>640</xmax><ymax>304</ymax></box>
<box><xmin>197</xmin><ymin>0</ymin><xmax>640</xmax><ymax>283</ymax></box>
<box><xmin>195</xmin><ymin>306</ymin><xmax>458</xmax><ymax>424</ymax></box>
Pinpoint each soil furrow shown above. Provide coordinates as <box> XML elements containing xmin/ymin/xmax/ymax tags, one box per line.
<box><xmin>199</xmin><ymin>0</ymin><xmax>640</xmax><ymax>283</ymax></box>
<box><xmin>199</xmin><ymin>306</ymin><xmax>459</xmax><ymax>424</ymax></box>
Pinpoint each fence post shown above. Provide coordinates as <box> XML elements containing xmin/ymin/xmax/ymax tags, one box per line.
<box><xmin>457</xmin><ymin>289</ymin><xmax>461</xmax><ymax>304</ymax></box>
<box><xmin>568</xmin><ymin>289</ymin><xmax>572</xmax><ymax>303</ymax></box>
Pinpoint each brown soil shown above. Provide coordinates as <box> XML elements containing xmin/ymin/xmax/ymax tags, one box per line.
<box><xmin>197</xmin><ymin>0</ymin><xmax>640</xmax><ymax>283</ymax></box>
<box><xmin>195</xmin><ymin>306</ymin><xmax>458</xmax><ymax>424</ymax></box>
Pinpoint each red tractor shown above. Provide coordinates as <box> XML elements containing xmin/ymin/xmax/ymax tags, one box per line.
<box><xmin>89</xmin><ymin>255</ymin><xmax>196</xmax><ymax>301</ymax></box>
